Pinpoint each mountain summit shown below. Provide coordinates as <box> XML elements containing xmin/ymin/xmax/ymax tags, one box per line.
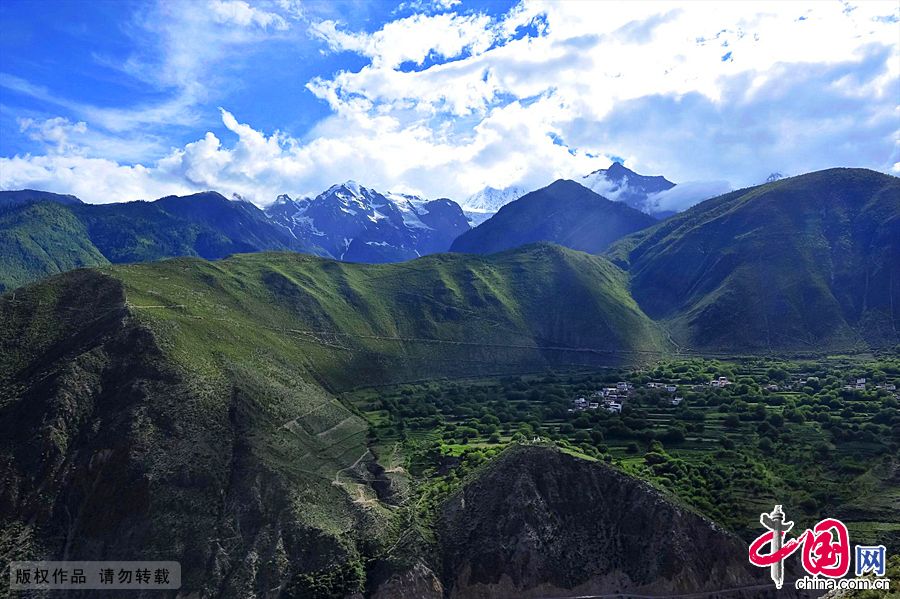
<box><xmin>265</xmin><ymin>181</ymin><xmax>469</xmax><ymax>262</ymax></box>
<box><xmin>581</xmin><ymin>162</ymin><xmax>676</xmax><ymax>216</ymax></box>
<box><xmin>450</xmin><ymin>179</ymin><xmax>656</xmax><ymax>255</ymax></box>
<box><xmin>464</xmin><ymin>185</ymin><xmax>529</xmax><ymax>211</ymax></box>
<box><xmin>609</xmin><ymin>167</ymin><xmax>900</xmax><ymax>351</ymax></box>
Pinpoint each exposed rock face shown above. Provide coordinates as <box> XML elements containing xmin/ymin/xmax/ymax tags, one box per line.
<box><xmin>370</xmin><ymin>561</ymin><xmax>444</xmax><ymax>599</ymax></box>
<box><xmin>264</xmin><ymin>183</ymin><xmax>470</xmax><ymax>262</ymax></box>
<box><xmin>438</xmin><ymin>446</ymin><xmax>799</xmax><ymax>599</ymax></box>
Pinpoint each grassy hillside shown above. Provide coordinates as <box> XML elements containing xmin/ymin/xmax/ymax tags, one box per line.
<box><xmin>0</xmin><ymin>245</ymin><xmax>665</xmax><ymax>597</ymax></box>
<box><xmin>0</xmin><ymin>201</ymin><xmax>108</xmax><ymax>293</ymax></box>
<box><xmin>451</xmin><ymin>179</ymin><xmax>656</xmax><ymax>256</ymax></box>
<box><xmin>608</xmin><ymin>168</ymin><xmax>900</xmax><ymax>352</ymax></box>
<box><xmin>110</xmin><ymin>244</ymin><xmax>665</xmax><ymax>387</ymax></box>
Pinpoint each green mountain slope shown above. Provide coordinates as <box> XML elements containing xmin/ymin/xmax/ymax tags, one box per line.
<box><xmin>608</xmin><ymin>168</ymin><xmax>900</xmax><ymax>352</ymax></box>
<box><xmin>0</xmin><ymin>191</ymin><xmax>314</xmax><ymax>292</ymax></box>
<box><xmin>451</xmin><ymin>179</ymin><xmax>656</xmax><ymax>256</ymax></box>
<box><xmin>70</xmin><ymin>191</ymin><xmax>301</xmax><ymax>263</ymax></box>
<box><xmin>110</xmin><ymin>243</ymin><xmax>664</xmax><ymax>386</ymax></box>
<box><xmin>0</xmin><ymin>245</ymin><xmax>664</xmax><ymax>597</ymax></box>
<box><xmin>0</xmin><ymin>201</ymin><xmax>108</xmax><ymax>293</ymax></box>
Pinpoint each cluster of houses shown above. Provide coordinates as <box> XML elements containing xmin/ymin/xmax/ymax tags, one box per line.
<box><xmin>842</xmin><ymin>377</ymin><xmax>898</xmax><ymax>392</ymax></box>
<box><xmin>570</xmin><ymin>382</ymin><xmax>633</xmax><ymax>414</ymax></box>
<box><xmin>569</xmin><ymin>380</ymin><xmax>686</xmax><ymax>414</ymax></box>
<box><xmin>845</xmin><ymin>378</ymin><xmax>869</xmax><ymax>391</ymax></box>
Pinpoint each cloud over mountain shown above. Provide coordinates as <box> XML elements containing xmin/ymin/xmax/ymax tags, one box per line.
<box><xmin>1</xmin><ymin>1</ymin><xmax>897</xmax><ymax>205</ymax></box>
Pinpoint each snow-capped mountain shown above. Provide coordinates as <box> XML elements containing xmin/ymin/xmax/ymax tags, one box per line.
<box><xmin>265</xmin><ymin>181</ymin><xmax>470</xmax><ymax>262</ymax></box>
<box><xmin>461</xmin><ymin>164</ymin><xmax>680</xmax><ymax>224</ymax></box>
<box><xmin>581</xmin><ymin>162</ymin><xmax>676</xmax><ymax>217</ymax></box>
<box><xmin>462</xmin><ymin>185</ymin><xmax>529</xmax><ymax>224</ymax></box>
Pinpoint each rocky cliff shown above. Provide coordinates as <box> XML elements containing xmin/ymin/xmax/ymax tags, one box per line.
<box><xmin>436</xmin><ymin>446</ymin><xmax>806</xmax><ymax>599</ymax></box>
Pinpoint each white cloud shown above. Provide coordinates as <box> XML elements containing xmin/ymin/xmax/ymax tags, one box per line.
<box><xmin>646</xmin><ymin>181</ymin><xmax>733</xmax><ymax>213</ymax></box>
<box><xmin>309</xmin><ymin>11</ymin><xmax>496</xmax><ymax>70</ymax></box>
<box><xmin>0</xmin><ymin>154</ymin><xmax>191</xmax><ymax>203</ymax></box>
<box><xmin>18</xmin><ymin>117</ymin><xmax>87</xmax><ymax>153</ymax></box>
<box><xmin>209</xmin><ymin>0</ymin><xmax>289</xmax><ymax>30</ymax></box>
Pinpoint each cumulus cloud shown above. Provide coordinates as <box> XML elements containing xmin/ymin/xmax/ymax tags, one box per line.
<box><xmin>1</xmin><ymin>0</ymin><xmax>898</xmax><ymax>209</ymax></box>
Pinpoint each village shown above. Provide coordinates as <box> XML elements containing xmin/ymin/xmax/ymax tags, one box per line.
<box><xmin>567</xmin><ymin>371</ymin><xmax>900</xmax><ymax>417</ymax></box>
<box><xmin>567</xmin><ymin>378</ymin><xmax>724</xmax><ymax>414</ymax></box>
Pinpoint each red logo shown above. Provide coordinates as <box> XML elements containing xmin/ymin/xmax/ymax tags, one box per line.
<box><xmin>749</xmin><ymin>505</ymin><xmax>850</xmax><ymax>588</ymax></box>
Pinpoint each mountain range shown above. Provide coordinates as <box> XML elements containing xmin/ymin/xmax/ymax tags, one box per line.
<box><xmin>0</xmin><ymin>163</ymin><xmax>702</xmax><ymax>293</ymax></box>
<box><xmin>0</xmin><ymin>183</ymin><xmax>471</xmax><ymax>292</ymax></box>
<box><xmin>2</xmin><ymin>168</ymin><xmax>898</xmax><ymax>354</ymax></box>
<box><xmin>265</xmin><ymin>181</ymin><xmax>470</xmax><ymax>262</ymax></box>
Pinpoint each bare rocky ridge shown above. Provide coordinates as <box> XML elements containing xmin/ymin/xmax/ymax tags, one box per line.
<box><xmin>434</xmin><ymin>445</ymin><xmax>810</xmax><ymax>599</ymax></box>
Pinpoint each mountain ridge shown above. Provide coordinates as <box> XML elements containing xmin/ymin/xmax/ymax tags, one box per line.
<box><xmin>451</xmin><ymin>179</ymin><xmax>657</xmax><ymax>256</ymax></box>
<box><xmin>607</xmin><ymin>167</ymin><xmax>900</xmax><ymax>352</ymax></box>
<box><xmin>265</xmin><ymin>181</ymin><xmax>470</xmax><ymax>262</ymax></box>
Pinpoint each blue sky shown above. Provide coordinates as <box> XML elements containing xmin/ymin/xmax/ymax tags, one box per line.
<box><xmin>0</xmin><ymin>0</ymin><xmax>897</xmax><ymax>206</ymax></box>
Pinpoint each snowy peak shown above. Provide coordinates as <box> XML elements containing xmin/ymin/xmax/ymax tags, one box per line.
<box><xmin>264</xmin><ymin>182</ymin><xmax>470</xmax><ymax>263</ymax></box>
<box><xmin>463</xmin><ymin>185</ymin><xmax>529</xmax><ymax>213</ymax></box>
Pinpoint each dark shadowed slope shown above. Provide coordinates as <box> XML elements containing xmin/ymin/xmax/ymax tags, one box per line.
<box><xmin>0</xmin><ymin>189</ymin><xmax>83</xmax><ymax>208</ymax></box>
<box><xmin>450</xmin><ymin>179</ymin><xmax>657</xmax><ymax>256</ymax></box>
<box><xmin>72</xmin><ymin>191</ymin><xmax>304</xmax><ymax>263</ymax></box>
<box><xmin>608</xmin><ymin>168</ymin><xmax>900</xmax><ymax>352</ymax></box>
